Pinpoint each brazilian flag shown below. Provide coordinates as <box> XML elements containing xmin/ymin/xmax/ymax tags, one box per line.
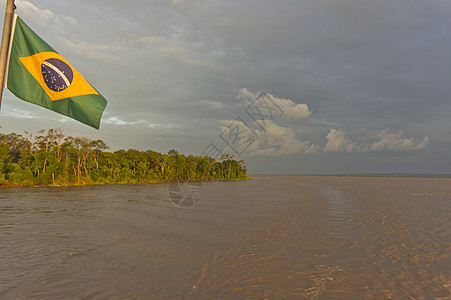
<box><xmin>5</xmin><ymin>15</ymin><xmax>107</xmax><ymax>129</ymax></box>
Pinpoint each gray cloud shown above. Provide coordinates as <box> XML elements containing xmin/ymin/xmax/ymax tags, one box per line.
<box><xmin>18</xmin><ymin>0</ymin><xmax>76</xmax><ymax>26</ymax></box>
<box><xmin>1</xmin><ymin>0</ymin><xmax>450</xmax><ymax>174</ymax></box>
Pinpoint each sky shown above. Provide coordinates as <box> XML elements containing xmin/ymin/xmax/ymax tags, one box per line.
<box><xmin>0</xmin><ymin>0</ymin><xmax>450</xmax><ymax>175</ymax></box>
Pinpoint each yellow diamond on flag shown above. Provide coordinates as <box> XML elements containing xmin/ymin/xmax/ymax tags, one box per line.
<box><xmin>19</xmin><ymin>52</ymin><xmax>99</xmax><ymax>101</ymax></box>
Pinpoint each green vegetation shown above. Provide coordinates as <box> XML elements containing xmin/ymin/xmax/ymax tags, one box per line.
<box><xmin>0</xmin><ymin>128</ymin><xmax>247</xmax><ymax>187</ymax></box>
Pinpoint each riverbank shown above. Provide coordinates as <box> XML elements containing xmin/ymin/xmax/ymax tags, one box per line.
<box><xmin>0</xmin><ymin>176</ymin><xmax>250</xmax><ymax>189</ymax></box>
<box><xmin>0</xmin><ymin>129</ymin><xmax>248</xmax><ymax>189</ymax></box>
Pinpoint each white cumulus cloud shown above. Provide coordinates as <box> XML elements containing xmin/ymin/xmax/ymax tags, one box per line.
<box><xmin>324</xmin><ymin>129</ymin><xmax>430</xmax><ymax>153</ymax></box>
<box><xmin>369</xmin><ymin>129</ymin><xmax>430</xmax><ymax>152</ymax></box>
<box><xmin>219</xmin><ymin>119</ymin><xmax>318</xmax><ymax>157</ymax></box>
<box><xmin>324</xmin><ymin>129</ymin><xmax>361</xmax><ymax>153</ymax></box>
<box><xmin>238</xmin><ymin>88</ymin><xmax>311</xmax><ymax>120</ymax></box>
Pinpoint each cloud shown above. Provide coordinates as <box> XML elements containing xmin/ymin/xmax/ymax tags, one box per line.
<box><xmin>138</xmin><ymin>35</ymin><xmax>187</xmax><ymax>55</ymax></box>
<box><xmin>0</xmin><ymin>106</ymin><xmax>39</xmax><ymax>120</ymax></box>
<box><xmin>18</xmin><ymin>1</ymin><xmax>76</xmax><ymax>26</ymax></box>
<box><xmin>102</xmin><ymin>116</ymin><xmax>177</xmax><ymax>129</ymax></box>
<box><xmin>232</xmin><ymin>89</ymin><xmax>429</xmax><ymax>156</ymax></box>
<box><xmin>324</xmin><ymin>129</ymin><xmax>361</xmax><ymax>153</ymax></box>
<box><xmin>0</xmin><ymin>104</ymin><xmax>73</xmax><ymax>124</ymax></box>
<box><xmin>62</xmin><ymin>39</ymin><xmax>125</xmax><ymax>63</ymax></box>
<box><xmin>238</xmin><ymin>88</ymin><xmax>311</xmax><ymax>120</ymax></box>
<box><xmin>219</xmin><ymin>119</ymin><xmax>318</xmax><ymax>157</ymax></box>
<box><xmin>237</xmin><ymin>88</ymin><xmax>259</xmax><ymax>104</ymax></box>
<box><xmin>369</xmin><ymin>129</ymin><xmax>430</xmax><ymax>152</ymax></box>
<box><xmin>135</xmin><ymin>34</ymin><xmax>221</xmax><ymax>69</ymax></box>
<box><xmin>102</xmin><ymin>116</ymin><xmax>145</xmax><ymax>126</ymax></box>
<box><xmin>324</xmin><ymin>129</ymin><xmax>430</xmax><ymax>153</ymax></box>
<box><xmin>309</xmin><ymin>118</ymin><xmax>342</xmax><ymax>128</ymax></box>
<box><xmin>266</xmin><ymin>93</ymin><xmax>311</xmax><ymax>120</ymax></box>
<box><xmin>138</xmin><ymin>35</ymin><xmax>171</xmax><ymax>45</ymax></box>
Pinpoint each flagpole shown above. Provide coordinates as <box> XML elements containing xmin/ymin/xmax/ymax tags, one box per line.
<box><xmin>0</xmin><ymin>0</ymin><xmax>15</xmax><ymax>108</ymax></box>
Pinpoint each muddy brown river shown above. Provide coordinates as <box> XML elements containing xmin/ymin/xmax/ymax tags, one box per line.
<box><xmin>1</xmin><ymin>175</ymin><xmax>450</xmax><ymax>299</ymax></box>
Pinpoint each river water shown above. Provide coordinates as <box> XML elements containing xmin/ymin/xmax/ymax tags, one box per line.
<box><xmin>1</xmin><ymin>175</ymin><xmax>450</xmax><ymax>299</ymax></box>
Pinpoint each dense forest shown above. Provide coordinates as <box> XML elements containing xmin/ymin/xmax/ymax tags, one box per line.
<box><xmin>0</xmin><ymin>128</ymin><xmax>247</xmax><ymax>187</ymax></box>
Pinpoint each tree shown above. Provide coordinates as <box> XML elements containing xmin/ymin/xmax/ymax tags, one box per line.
<box><xmin>0</xmin><ymin>128</ymin><xmax>248</xmax><ymax>186</ymax></box>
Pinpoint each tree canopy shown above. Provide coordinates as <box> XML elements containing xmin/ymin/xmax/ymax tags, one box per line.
<box><xmin>0</xmin><ymin>129</ymin><xmax>247</xmax><ymax>187</ymax></box>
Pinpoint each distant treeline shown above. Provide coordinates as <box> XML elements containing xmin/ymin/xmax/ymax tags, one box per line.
<box><xmin>0</xmin><ymin>128</ymin><xmax>247</xmax><ymax>187</ymax></box>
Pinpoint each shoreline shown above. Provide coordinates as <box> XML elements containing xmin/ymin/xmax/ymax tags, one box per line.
<box><xmin>0</xmin><ymin>176</ymin><xmax>250</xmax><ymax>189</ymax></box>
<box><xmin>249</xmin><ymin>173</ymin><xmax>451</xmax><ymax>179</ymax></box>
